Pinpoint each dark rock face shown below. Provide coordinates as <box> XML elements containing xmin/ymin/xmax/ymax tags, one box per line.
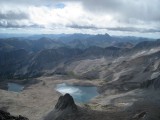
<box><xmin>44</xmin><ymin>94</ymin><xmax>78</xmax><ymax>120</ymax></box>
<box><xmin>132</xmin><ymin>111</ymin><xmax>146</xmax><ymax>119</ymax></box>
<box><xmin>55</xmin><ymin>93</ymin><xmax>77</xmax><ymax>111</ymax></box>
<box><xmin>141</xmin><ymin>75</ymin><xmax>160</xmax><ymax>89</ymax></box>
<box><xmin>0</xmin><ymin>110</ymin><xmax>29</xmax><ymax>120</ymax></box>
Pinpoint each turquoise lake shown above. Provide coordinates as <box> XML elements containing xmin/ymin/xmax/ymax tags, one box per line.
<box><xmin>55</xmin><ymin>83</ymin><xmax>99</xmax><ymax>103</ymax></box>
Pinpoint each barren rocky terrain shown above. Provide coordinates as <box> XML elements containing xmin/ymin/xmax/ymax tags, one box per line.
<box><xmin>0</xmin><ymin>37</ymin><xmax>160</xmax><ymax>120</ymax></box>
<box><xmin>0</xmin><ymin>76</ymin><xmax>101</xmax><ymax>120</ymax></box>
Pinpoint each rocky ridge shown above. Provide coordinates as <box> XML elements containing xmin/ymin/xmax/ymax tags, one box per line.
<box><xmin>0</xmin><ymin>110</ymin><xmax>28</xmax><ymax>120</ymax></box>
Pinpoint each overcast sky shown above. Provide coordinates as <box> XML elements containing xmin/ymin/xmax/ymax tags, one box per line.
<box><xmin>0</xmin><ymin>0</ymin><xmax>160</xmax><ymax>38</ymax></box>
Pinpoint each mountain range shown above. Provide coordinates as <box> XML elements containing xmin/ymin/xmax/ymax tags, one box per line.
<box><xmin>0</xmin><ymin>34</ymin><xmax>159</xmax><ymax>79</ymax></box>
<box><xmin>0</xmin><ymin>33</ymin><xmax>160</xmax><ymax>120</ymax></box>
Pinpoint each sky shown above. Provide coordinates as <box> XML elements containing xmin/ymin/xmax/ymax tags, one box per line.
<box><xmin>0</xmin><ymin>0</ymin><xmax>160</xmax><ymax>38</ymax></box>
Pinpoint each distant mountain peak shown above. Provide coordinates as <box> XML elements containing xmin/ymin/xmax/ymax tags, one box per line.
<box><xmin>105</xmin><ymin>33</ymin><xmax>110</xmax><ymax>37</ymax></box>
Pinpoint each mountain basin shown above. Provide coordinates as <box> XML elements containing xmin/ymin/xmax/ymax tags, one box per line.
<box><xmin>8</xmin><ymin>83</ymin><xmax>24</xmax><ymax>92</ymax></box>
<box><xmin>55</xmin><ymin>83</ymin><xmax>99</xmax><ymax>103</ymax></box>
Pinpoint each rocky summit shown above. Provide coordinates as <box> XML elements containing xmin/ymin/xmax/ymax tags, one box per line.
<box><xmin>44</xmin><ymin>93</ymin><xmax>79</xmax><ymax>120</ymax></box>
<box><xmin>55</xmin><ymin>93</ymin><xmax>77</xmax><ymax>111</ymax></box>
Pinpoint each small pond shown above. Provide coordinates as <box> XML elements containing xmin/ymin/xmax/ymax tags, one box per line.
<box><xmin>8</xmin><ymin>83</ymin><xmax>24</xmax><ymax>92</ymax></box>
<box><xmin>55</xmin><ymin>83</ymin><xmax>99</xmax><ymax>103</ymax></box>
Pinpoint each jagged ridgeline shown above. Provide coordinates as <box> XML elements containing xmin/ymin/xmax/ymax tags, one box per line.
<box><xmin>0</xmin><ymin>36</ymin><xmax>159</xmax><ymax>79</ymax></box>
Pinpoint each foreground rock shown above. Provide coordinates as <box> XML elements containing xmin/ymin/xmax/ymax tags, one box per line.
<box><xmin>44</xmin><ymin>93</ymin><xmax>78</xmax><ymax>120</ymax></box>
<box><xmin>55</xmin><ymin>93</ymin><xmax>77</xmax><ymax>111</ymax></box>
<box><xmin>44</xmin><ymin>93</ymin><xmax>125</xmax><ymax>120</ymax></box>
<box><xmin>0</xmin><ymin>110</ymin><xmax>29</xmax><ymax>120</ymax></box>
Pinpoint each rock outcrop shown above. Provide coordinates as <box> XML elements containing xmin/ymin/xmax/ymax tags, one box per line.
<box><xmin>0</xmin><ymin>110</ymin><xmax>29</xmax><ymax>120</ymax></box>
<box><xmin>55</xmin><ymin>93</ymin><xmax>77</xmax><ymax>111</ymax></box>
<box><xmin>44</xmin><ymin>93</ymin><xmax>78</xmax><ymax>120</ymax></box>
<box><xmin>132</xmin><ymin>111</ymin><xmax>146</xmax><ymax>120</ymax></box>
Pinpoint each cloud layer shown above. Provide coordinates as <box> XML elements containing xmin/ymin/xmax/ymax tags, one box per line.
<box><xmin>0</xmin><ymin>0</ymin><xmax>159</xmax><ymax>38</ymax></box>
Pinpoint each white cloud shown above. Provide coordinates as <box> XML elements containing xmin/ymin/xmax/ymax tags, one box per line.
<box><xmin>27</xmin><ymin>3</ymin><xmax>119</xmax><ymax>28</ymax></box>
<box><xmin>0</xmin><ymin>0</ymin><xmax>159</xmax><ymax>38</ymax></box>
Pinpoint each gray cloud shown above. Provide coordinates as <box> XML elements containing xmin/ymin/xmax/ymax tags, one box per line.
<box><xmin>0</xmin><ymin>9</ymin><xmax>31</xmax><ymax>28</ymax></box>
<box><xmin>68</xmin><ymin>24</ymin><xmax>160</xmax><ymax>33</ymax></box>
<box><xmin>0</xmin><ymin>0</ymin><xmax>57</xmax><ymax>6</ymax></box>
<box><xmin>0</xmin><ymin>11</ymin><xmax>29</xmax><ymax>20</ymax></box>
<box><xmin>67</xmin><ymin>24</ymin><xmax>97</xmax><ymax>30</ymax></box>
<box><xmin>0</xmin><ymin>0</ymin><xmax>159</xmax><ymax>37</ymax></box>
<box><xmin>0</xmin><ymin>20</ymin><xmax>42</xmax><ymax>28</ymax></box>
<box><xmin>1</xmin><ymin>0</ymin><xmax>159</xmax><ymax>22</ymax></box>
<box><xmin>80</xmin><ymin>0</ymin><xmax>160</xmax><ymax>22</ymax></box>
<box><xmin>0</xmin><ymin>21</ymin><xmax>23</xmax><ymax>28</ymax></box>
<box><xmin>107</xmin><ymin>27</ymin><xmax>160</xmax><ymax>33</ymax></box>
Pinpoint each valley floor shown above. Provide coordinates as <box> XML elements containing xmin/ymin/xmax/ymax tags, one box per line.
<box><xmin>0</xmin><ymin>76</ymin><xmax>101</xmax><ymax>120</ymax></box>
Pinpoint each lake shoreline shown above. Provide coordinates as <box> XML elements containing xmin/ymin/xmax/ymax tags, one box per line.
<box><xmin>55</xmin><ymin>83</ymin><xmax>99</xmax><ymax>103</ymax></box>
<box><xmin>0</xmin><ymin>75</ymin><xmax>103</xmax><ymax>120</ymax></box>
<box><xmin>0</xmin><ymin>79</ymin><xmax>41</xmax><ymax>91</ymax></box>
